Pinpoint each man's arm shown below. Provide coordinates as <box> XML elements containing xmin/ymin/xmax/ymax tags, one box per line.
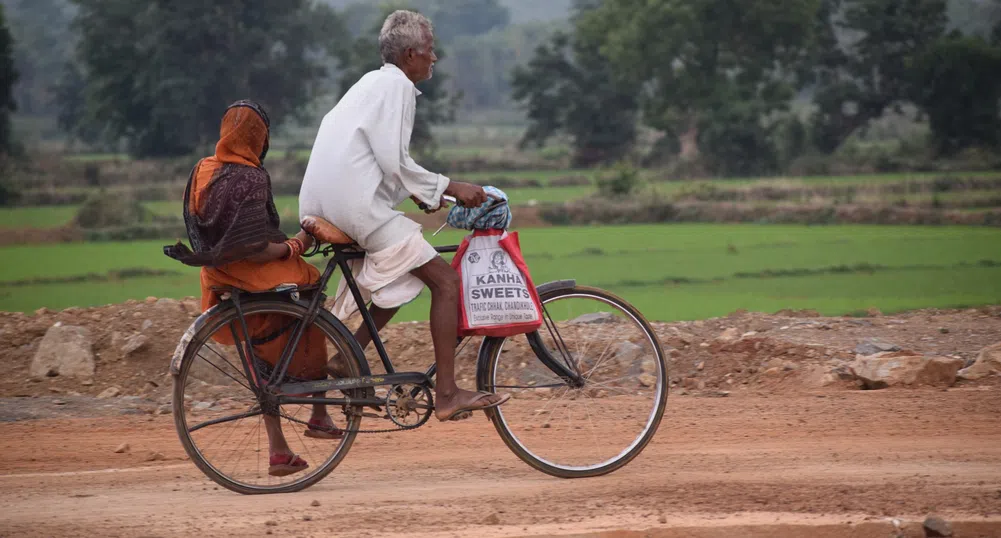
<box><xmin>364</xmin><ymin>81</ymin><xmax>450</xmax><ymax>209</ymax></box>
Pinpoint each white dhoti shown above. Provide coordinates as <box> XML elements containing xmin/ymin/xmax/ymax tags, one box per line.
<box><xmin>330</xmin><ymin>230</ymin><xmax>439</xmax><ymax>321</ymax></box>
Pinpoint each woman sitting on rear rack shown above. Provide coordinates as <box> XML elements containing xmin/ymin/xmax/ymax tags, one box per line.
<box><xmin>164</xmin><ymin>100</ymin><xmax>340</xmax><ymax>477</ymax></box>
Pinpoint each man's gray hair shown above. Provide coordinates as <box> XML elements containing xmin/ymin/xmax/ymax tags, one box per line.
<box><xmin>379</xmin><ymin>10</ymin><xmax>434</xmax><ymax>65</ymax></box>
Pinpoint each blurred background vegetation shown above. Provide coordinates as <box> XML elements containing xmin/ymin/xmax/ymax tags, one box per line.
<box><xmin>0</xmin><ymin>0</ymin><xmax>1000</xmax><ymax>317</ymax></box>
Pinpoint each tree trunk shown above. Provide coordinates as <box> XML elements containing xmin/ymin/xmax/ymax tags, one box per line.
<box><xmin>679</xmin><ymin>118</ymin><xmax>700</xmax><ymax>160</ymax></box>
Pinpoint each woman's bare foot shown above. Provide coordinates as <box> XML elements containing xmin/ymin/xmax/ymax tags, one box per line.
<box><xmin>434</xmin><ymin>388</ymin><xmax>510</xmax><ymax>421</ymax></box>
<box><xmin>268</xmin><ymin>452</ymin><xmax>308</xmax><ymax>477</ymax></box>
<box><xmin>304</xmin><ymin>413</ymin><xmax>343</xmax><ymax>440</ymax></box>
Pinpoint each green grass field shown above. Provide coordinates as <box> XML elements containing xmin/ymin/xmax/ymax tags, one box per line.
<box><xmin>2</xmin><ymin>224</ymin><xmax>999</xmax><ymax>321</ymax></box>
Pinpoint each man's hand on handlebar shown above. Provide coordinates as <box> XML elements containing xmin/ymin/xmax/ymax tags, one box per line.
<box><xmin>444</xmin><ymin>181</ymin><xmax>488</xmax><ymax>208</ymax></box>
<box><xmin>411</xmin><ymin>195</ymin><xmax>449</xmax><ymax>214</ymax></box>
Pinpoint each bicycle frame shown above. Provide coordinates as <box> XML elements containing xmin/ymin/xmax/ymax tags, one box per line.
<box><xmin>182</xmin><ymin>246</ymin><xmax>588</xmax><ymax>436</ymax></box>
<box><xmin>218</xmin><ymin>235</ymin><xmax>584</xmax><ymax>412</ymax></box>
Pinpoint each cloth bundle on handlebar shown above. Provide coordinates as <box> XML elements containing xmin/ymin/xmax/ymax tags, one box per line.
<box><xmin>446</xmin><ymin>185</ymin><xmax>512</xmax><ymax>230</ymax></box>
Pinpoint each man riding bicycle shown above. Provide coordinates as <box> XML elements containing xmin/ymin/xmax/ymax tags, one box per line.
<box><xmin>298</xmin><ymin>10</ymin><xmax>510</xmax><ymax>422</ymax></box>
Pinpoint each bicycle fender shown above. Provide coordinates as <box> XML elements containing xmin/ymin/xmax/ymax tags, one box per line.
<box><xmin>168</xmin><ymin>295</ymin><xmax>373</xmax><ymax>379</ymax></box>
<box><xmin>169</xmin><ymin>303</ymin><xmax>228</xmax><ymax>376</ymax></box>
<box><xmin>535</xmin><ymin>279</ymin><xmax>576</xmax><ymax>297</ymax></box>
<box><xmin>473</xmin><ymin>279</ymin><xmax>577</xmax><ymax>391</ymax></box>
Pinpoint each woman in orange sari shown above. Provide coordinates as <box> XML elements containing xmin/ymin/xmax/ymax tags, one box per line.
<box><xmin>166</xmin><ymin>100</ymin><xmax>339</xmax><ymax>477</ymax></box>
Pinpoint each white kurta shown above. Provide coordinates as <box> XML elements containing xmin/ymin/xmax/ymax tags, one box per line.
<box><xmin>299</xmin><ymin>63</ymin><xmax>448</xmax><ymax>319</ymax></box>
<box><xmin>298</xmin><ymin>63</ymin><xmax>450</xmax><ymax>252</ymax></box>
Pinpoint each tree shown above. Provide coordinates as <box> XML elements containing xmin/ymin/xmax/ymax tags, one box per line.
<box><xmin>511</xmin><ymin>30</ymin><xmax>639</xmax><ymax>166</ymax></box>
<box><xmin>1</xmin><ymin>0</ymin><xmax>73</xmax><ymax>117</ymax></box>
<box><xmin>65</xmin><ymin>0</ymin><xmax>342</xmax><ymax>158</ymax></box>
<box><xmin>809</xmin><ymin>0</ymin><xmax>949</xmax><ymax>152</ymax></box>
<box><xmin>445</xmin><ymin>21</ymin><xmax>555</xmax><ymax>112</ymax></box>
<box><xmin>581</xmin><ymin>0</ymin><xmax>818</xmax><ymax>174</ymax></box>
<box><xmin>912</xmin><ymin>34</ymin><xmax>1001</xmax><ymax>154</ymax></box>
<box><xmin>0</xmin><ymin>3</ymin><xmax>17</xmax><ymax>155</ymax></box>
<box><xmin>415</xmin><ymin>0</ymin><xmax>510</xmax><ymax>42</ymax></box>
<box><xmin>334</xmin><ymin>4</ymin><xmax>459</xmax><ymax>155</ymax></box>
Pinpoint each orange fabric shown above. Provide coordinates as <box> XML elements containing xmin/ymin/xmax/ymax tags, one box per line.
<box><xmin>193</xmin><ymin>105</ymin><xmax>327</xmax><ymax>380</ymax></box>
<box><xmin>188</xmin><ymin>106</ymin><xmax>269</xmax><ymax>213</ymax></box>
<box><xmin>216</xmin><ymin>105</ymin><xmax>268</xmax><ymax>168</ymax></box>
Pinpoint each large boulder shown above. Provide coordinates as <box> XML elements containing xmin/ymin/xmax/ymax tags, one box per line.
<box><xmin>30</xmin><ymin>323</ymin><xmax>95</xmax><ymax>383</ymax></box>
<box><xmin>852</xmin><ymin>352</ymin><xmax>964</xmax><ymax>389</ymax></box>
<box><xmin>957</xmin><ymin>342</ymin><xmax>1001</xmax><ymax>380</ymax></box>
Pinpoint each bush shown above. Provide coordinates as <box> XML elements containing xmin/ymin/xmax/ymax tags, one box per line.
<box><xmin>74</xmin><ymin>191</ymin><xmax>154</xmax><ymax>229</ymax></box>
<box><xmin>595</xmin><ymin>161</ymin><xmax>642</xmax><ymax>197</ymax></box>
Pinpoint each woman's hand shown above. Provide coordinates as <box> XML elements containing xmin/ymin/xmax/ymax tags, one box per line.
<box><xmin>295</xmin><ymin>229</ymin><xmax>314</xmax><ymax>251</ymax></box>
<box><xmin>245</xmin><ymin>242</ymin><xmax>291</xmax><ymax>263</ymax></box>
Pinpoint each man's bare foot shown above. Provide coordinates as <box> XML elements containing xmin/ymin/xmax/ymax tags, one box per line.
<box><xmin>434</xmin><ymin>388</ymin><xmax>510</xmax><ymax>422</ymax></box>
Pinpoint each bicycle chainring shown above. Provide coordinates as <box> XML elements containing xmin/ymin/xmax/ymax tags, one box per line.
<box><xmin>385</xmin><ymin>383</ymin><xmax>434</xmax><ymax>429</ymax></box>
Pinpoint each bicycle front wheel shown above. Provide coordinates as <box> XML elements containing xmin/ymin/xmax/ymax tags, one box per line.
<box><xmin>479</xmin><ymin>285</ymin><xmax>668</xmax><ymax>478</ymax></box>
<box><xmin>173</xmin><ymin>299</ymin><xmax>364</xmax><ymax>494</ymax></box>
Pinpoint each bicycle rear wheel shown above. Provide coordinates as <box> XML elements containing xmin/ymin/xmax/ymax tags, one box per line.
<box><xmin>173</xmin><ymin>299</ymin><xmax>364</xmax><ymax>494</ymax></box>
<box><xmin>479</xmin><ymin>285</ymin><xmax>668</xmax><ymax>478</ymax></box>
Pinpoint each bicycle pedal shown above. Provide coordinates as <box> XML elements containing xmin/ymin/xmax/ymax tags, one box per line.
<box><xmin>361</xmin><ymin>412</ymin><xmax>386</xmax><ymax>419</ymax></box>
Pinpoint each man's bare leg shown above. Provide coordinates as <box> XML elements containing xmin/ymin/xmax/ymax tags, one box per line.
<box><xmin>410</xmin><ymin>256</ymin><xmax>507</xmax><ymax>420</ymax></box>
<box><xmin>354</xmin><ymin>305</ymin><xmax>399</xmax><ymax>350</ymax></box>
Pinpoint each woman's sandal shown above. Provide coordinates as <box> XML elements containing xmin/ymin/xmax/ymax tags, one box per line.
<box><xmin>268</xmin><ymin>453</ymin><xmax>308</xmax><ymax>477</ymax></box>
<box><xmin>303</xmin><ymin>417</ymin><xmax>344</xmax><ymax>440</ymax></box>
<box><xmin>437</xmin><ymin>392</ymin><xmax>511</xmax><ymax>422</ymax></box>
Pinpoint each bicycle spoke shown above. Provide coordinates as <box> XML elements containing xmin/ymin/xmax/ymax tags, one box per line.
<box><xmin>197</xmin><ymin>346</ymin><xmax>254</xmax><ymax>392</ymax></box>
<box><xmin>188</xmin><ymin>409</ymin><xmax>263</xmax><ymax>433</ymax></box>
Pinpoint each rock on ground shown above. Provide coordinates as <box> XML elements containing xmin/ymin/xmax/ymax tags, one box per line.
<box><xmin>855</xmin><ymin>338</ymin><xmax>901</xmax><ymax>356</ymax></box>
<box><xmin>121</xmin><ymin>334</ymin><xmax>148</xmax><ymax>356</ymax></box>
<box><xmin>923</xmin><ymin>515</ymin><xmax>953</xmax><ymax>537</ymax></box>
<box><xmin>97</xmin><ymin>387</ymin><xmax>121</xmax><ymax>399</ymax></box>
<box><xmin>29</xmin><ymin>324</ymin><xmax>95</xmax><ymax>382</ymax></box>
<box><xmin>957</xmin><ymin>342</ymin><xmax>1001</xmax><ymax>380</ymax></box>
<box><xmin>716</xmin><ymin>327</ymin><xmax>740</xmax><ymax>343</ymax></box>
<box><xmin>614</xmin><ymin>341</ymin><xmax>644</xmax><ymax>363</ymax></box>
<box><xmin>852</xmin><ymin>352</ymin><xmax>964</xmax><ymax>389</ymax></box>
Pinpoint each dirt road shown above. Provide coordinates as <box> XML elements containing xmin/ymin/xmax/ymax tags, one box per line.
<box><xmin>2</xmin><ymin>389</ymin><xmax>1000</xmax><ymax>537</ymax></box>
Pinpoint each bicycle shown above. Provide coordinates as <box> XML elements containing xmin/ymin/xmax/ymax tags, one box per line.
<box><xmin>169</xmin><ymin>200</ymin><xmax>669</xmax><ymax>494</ymax></box>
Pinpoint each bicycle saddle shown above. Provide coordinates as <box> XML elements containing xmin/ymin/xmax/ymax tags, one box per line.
<box><xmin>300</xmin><ymin>215</ymin><xmax>354</xmax><ymax>245</ymax></box>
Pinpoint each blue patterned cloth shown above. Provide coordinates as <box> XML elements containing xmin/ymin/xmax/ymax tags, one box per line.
<box><xmin>446</xmin><ymin>185</ymin><xmax>512</xmax><ymax>230</ymax></box>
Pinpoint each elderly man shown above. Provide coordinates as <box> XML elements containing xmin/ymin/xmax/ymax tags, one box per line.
<box><xmin>299</xmin><ymin>10</ymin><xmax>509</xmax><ymax>422</ymax></box>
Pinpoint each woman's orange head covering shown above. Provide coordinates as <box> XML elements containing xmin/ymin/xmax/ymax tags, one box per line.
<box><xmin>214</xmin><ymin>100</ymin><xmax>271</xmax><ymax>168</ymax></box>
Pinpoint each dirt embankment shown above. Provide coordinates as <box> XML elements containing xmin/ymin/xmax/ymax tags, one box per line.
<box><xmin>2</xmin><ymin>298</ymin><xmax>1000</xmax><ymax>408</ymax></box>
